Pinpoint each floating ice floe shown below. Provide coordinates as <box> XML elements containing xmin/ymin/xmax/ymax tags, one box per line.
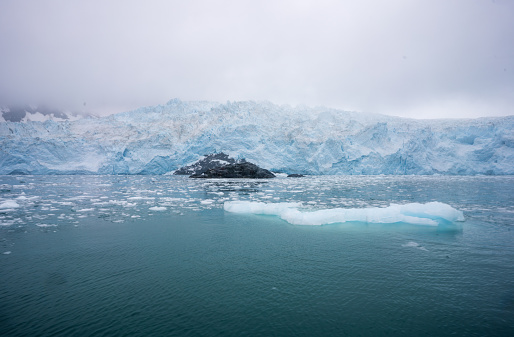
<box><xmin>0</xmin><ymin>220</ymin><xmax>15</xmax><ymax>226</ymax></box>
<box><xmin>223</xmin><ymin>201</ymin><xmax>465</xmax><ymax>226</ymax></box>
<box><xmin>149</xmin><ymin>206</ymin><xmax>167</xmax><ymax>211</ymax></box>
<box><xmin>108</xmin><ymin>200</ymin><xmax>136</xmax><ymax>207</ymax></box>
<box><xmin>402</xmin><ymin>241</ymin><xmax>429</xmax><ymax>251</ymax></box>
<box><xmin>0</xmin><ymin>200</ymin><xmax>20</xmax><ymax>210</ymax></box>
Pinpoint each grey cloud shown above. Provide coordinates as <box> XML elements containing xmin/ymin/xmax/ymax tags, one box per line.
<box><xmin>0</xmin><ymin>0</ymin><xmax>512</xmax><ymax>118</ymax></box>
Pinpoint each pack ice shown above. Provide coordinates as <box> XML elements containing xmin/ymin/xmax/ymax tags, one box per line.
<box><xmin>1</xmin><ymin>99</ymin><xmax>513</xmax><ymax>175</ymax></box>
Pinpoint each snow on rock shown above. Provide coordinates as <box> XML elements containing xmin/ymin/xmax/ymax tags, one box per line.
<box><xmin>174</xmin><ymin>152</ymin><xmax>238</xmax><ymax>175</ymax></box>
<box><xmin>1</xmin><ymin>99</ymin><xmax>513</xmax><ymax>175</ymax></box>
<box><xmin>224</xmin><ymin>201</ymin><xmax>465</xmax><ymax>226</ymax></box>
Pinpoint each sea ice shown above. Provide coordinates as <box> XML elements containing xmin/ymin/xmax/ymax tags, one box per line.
<box><xmin>0</xmin><ymin>200</ymin><xmax>20</xmax><ymax>210</ymax></box>
<box><xmin>223</xmin><ymin>201</ymin><xmax>464</xmax><ymax>226</ymax></box>
<box><xmin>76</xmin><ymin>208</ymin><xmax>95</xmax><ymax>212</ymax></box>
<box><xmin>128</xmin><ymin>196</ymin><xmax>155</xmax><ymax>200</ymax></box>
<box><xmin>149</xmin><ymin>206</ymin><xmax>167</xmax><ymax>211</ymax></box>
<box><xmin>402</xmin><ymin>241</ymin><xmax>429</xmax><ymax>251</ymax></box>
<box><xmin>0</xmin><ymin>220</ymin><xmax>15</xmax><ymax>226</ymax></box>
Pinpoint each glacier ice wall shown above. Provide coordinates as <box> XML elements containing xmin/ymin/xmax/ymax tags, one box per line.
<box><xmin>1</xmin><ymin>99</ymin><xmax>513</xmax><ymax>175</ymax></box>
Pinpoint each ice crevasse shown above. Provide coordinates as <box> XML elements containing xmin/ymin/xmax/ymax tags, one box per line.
<box><xmin>1</xmin><ymin>99</ymin><xmax>513</xmax><ymax>175</ymax></box>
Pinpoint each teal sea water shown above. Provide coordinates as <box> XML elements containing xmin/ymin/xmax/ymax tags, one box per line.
<box><xmin>1</xmin><ymin>175</ymin><xmax>513</xmax><ymax>336</ymax></box>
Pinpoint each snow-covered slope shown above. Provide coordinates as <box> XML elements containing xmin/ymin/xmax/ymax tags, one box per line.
<box><xmin>1</xmin><ymin>99</ymin><xmax>513</xmax><ymax>175</ymax></box>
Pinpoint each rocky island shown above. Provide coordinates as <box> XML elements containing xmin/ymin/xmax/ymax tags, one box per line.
<box><xmin>189</xmin><ymin>162</ymin><xmax>276</xmax><ymax>179</ymax></box>
<box><xmin>173</xmin><ymin>152</ymin><xmax>237</xmax><ymax>175</ymax></box>
<box><xmin>174</xmin><ymin>152</ymin><xmax>275</xmax><ymax>179</ymax></box>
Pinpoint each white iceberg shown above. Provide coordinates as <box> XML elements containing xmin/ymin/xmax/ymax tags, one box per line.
<box><xmin>224</xmin><ymin>201</ymin><xmax>464</xmax><ymax>226</ymax></box>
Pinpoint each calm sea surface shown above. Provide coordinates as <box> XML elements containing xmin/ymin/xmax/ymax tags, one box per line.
<box><xmin>1</xmin><ymin>175</ymin><xmax>513</xmax><ymax>336</ymax></box>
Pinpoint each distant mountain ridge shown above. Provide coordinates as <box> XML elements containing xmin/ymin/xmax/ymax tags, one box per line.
<box><xmin>0</xmin><ymin>99</ymin><xmax>513</xmax><ymax>175</ymax></box>
<box><xmin>0</xmin><ymin>105</ymin><xmax>93</xmax><ymax>122</ymax></box>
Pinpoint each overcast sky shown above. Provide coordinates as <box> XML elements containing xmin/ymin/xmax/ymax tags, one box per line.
<box><xmin>0</xmin><ymin>0</ymin><xmax>513</xmax><ymax>119</ymax></box>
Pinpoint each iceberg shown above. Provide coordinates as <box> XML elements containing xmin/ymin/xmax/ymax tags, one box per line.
<box><xmin>1</xmin><ymin>99</ymin><xmax>513</xmax><ymax>175</ymax></box>
<box><xmin>223</xmin><ymin>201</ymin><xmax>465</xmax><ymax>226</ymax></box>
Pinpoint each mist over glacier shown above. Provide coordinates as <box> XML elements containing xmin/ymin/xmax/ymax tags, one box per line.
<box><xmin>0</xmin><ymin>99</ymin><xmax>513</xmax><ymax>175</ymax></box>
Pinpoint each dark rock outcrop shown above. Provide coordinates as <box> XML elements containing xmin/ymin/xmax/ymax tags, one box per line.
<box><xmin>1</xmin><ymin>105</ymin><xmax>89</xmax><ymax>122</ymax></box>
<box><xmin>287</xmin><ymin>173</ymin><xmax>305</xmax><ymax>177</ymax></box>
<box><xmin>174</xmin><ymin>152</ymin><xmax>237</xmax><ymax>175</ymax></box>
<box><xmin>190</xmin><ymin>162</ymin><xmax>275</xmax><ymax>179</ymax></box>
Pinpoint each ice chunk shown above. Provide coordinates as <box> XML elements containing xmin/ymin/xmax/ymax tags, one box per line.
<box><xmin>402</xmin><ymin>241</ymin><xmax>429</xmax><ymax>251</ymax></box>
<box><xmin>108</xmin><ymin>200</ymin><xmax>136</xmax><ymax>207</ymax></box>
<box><xmin>0</xmin><ymin>200</ymin><xmax>20</xmax><ymax>209</ymax></box>
<box><xmin>76</xmin><ymin>208</ymin><xmax>95</xmax><ymax>212</ymax></box>
<box><xmin>223</xmin><ymin>201</ymin><xmax>464</xmax><ymax>226</ymax></box>
<box><xmin>149</xmin><ymin>206</ymin><xmax>166</xmax><ymax>211</ymax></box>
<box><xmin>1</xmin><ymin>220</ymin><xmax>15</xmax><ymax>226</ymax></box>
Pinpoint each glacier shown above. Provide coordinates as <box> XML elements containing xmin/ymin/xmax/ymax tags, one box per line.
<box><xmin>0</xmin><ymin>99</ymin><xmax>513</xmax><ymax>175</ymax></box>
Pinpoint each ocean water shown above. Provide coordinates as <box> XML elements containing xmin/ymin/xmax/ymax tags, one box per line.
<box><xmin>1</xmin><ymin>175</ymin><xmax>513</xmax><ymax>336</ymax></box>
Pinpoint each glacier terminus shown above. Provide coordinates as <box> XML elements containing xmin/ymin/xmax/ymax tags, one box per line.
<box><xmin>1</xmin><ymin>99</ymin><xmax>513</xmax><ymax>175</ymax></box>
